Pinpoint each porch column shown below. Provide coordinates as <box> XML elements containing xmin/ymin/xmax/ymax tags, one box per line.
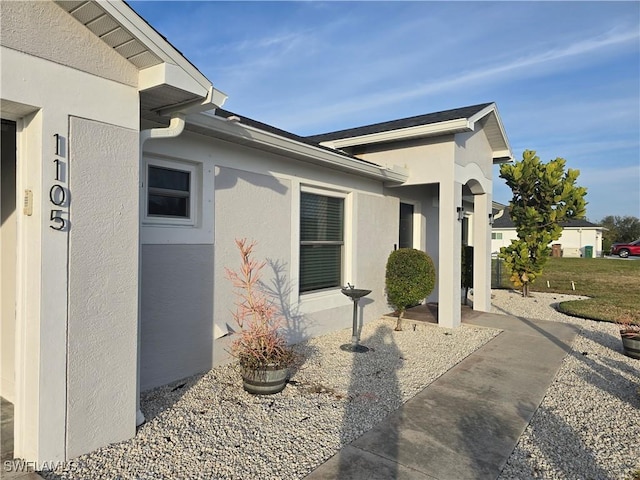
<box><xmin>473</xmin><ymin>192</ymin><xmax>492</xmax><ymax>312</ymax></box>
<box><xmin>438</xmin><ymin>181</ymin><xmax>462</xmax><ymax>328</ymax></box>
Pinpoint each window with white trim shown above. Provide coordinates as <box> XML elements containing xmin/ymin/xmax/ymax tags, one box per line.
<box><xmin>300</xmin><ymin>190</ymin><xmax>344</xmax><ymax>293</ymax></box>
<box><xmin>492</xmin><ymin>232</ymin><xmax>503</xmax><ymax>240</ymax></box>
<box><xmin>144</xmin><ymin>158</ymin><xmax>197</xmax><ymax>226</ymax></box>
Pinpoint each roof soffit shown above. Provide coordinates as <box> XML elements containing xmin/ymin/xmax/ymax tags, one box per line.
<box><xmin>55</xmin><ymin>1</ymin><xmax>226</xmax><ymax>112</ymax></box>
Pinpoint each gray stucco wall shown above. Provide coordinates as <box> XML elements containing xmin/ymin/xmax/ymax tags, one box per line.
<box><xmin>140</xmin><ymin>244</ymin><xmax>214</xmax><ymax>391</ymax></box>
<box><xmin>67</xmin><ymin>117</ymin><xmax>139</xmax><ymax>458</ymax></box>
<box><xmin>0</xmin><ymin>1</ymin><xmax>138</xmax><ymax>87</ymax></box>
<box><xmin>214</xmin><ymin>166</ymin><xmax>292</xmax><ymax>340</ymax></box>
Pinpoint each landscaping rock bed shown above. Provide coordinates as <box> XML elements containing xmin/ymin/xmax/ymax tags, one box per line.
<box><xmin>494</xmin><ymin>289</ymin><xmax>640</xmax><ymax>480</ymax></box>
<box><xmin>40</xmin><ymin>290</ymin><xmax>640</xmax><ymax>479</ymax></box>
<box><xmin>41</xmin><ymin>319</ymin><xmax>498</xmax><ymax>479</ymax></box>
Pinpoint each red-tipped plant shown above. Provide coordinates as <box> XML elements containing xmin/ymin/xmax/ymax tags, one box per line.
<box><xmin>225</xmin><ymin>238</ymin><xmax>295</xmax><ymax>370</ymax></box>
<box><xmin>617</xmin><ymin>313</ymin><xmax>640</xmax><ymax>338</ymax></box>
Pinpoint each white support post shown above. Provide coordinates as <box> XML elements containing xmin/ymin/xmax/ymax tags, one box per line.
<box><xmin>438</xmin><ymin>181</ymin><xmax>462</xmax><ymax>328</ymax></box>
<box><xmin>473</xmin><ymin>193</ymin><xmax>492</xmax><ymax>312</ymax></box>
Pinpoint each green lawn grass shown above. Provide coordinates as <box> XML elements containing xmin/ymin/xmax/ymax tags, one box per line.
<box><xmin>507</xmin><ymin>257</ymin><xmax>640</xmax><ymax>323</ymax></box>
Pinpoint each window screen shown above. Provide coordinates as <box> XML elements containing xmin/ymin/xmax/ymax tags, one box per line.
<box><xmin>300</xmin><ymin>192</ymin><xmax>344</xmax><ymax>292</ymax></box>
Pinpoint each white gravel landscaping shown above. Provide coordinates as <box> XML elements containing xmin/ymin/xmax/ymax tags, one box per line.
<box><xmin>41</xmin><ymin>318</ymin><xmax>498</xmax><ymax>480</ymax></box>
<box><xmin>494</xmin><ymin>289</ymin><xmax>640</xmax><ymax>480</ymax></box>
<box><xmin>39</xmin><ymin>290</ymin><xmax>640</xmax><ymax>479</ymax></box>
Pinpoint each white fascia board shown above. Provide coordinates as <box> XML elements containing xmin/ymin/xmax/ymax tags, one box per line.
<box><xmin>154</xmin><ymin>86</ymin><xmax>228</xmax><ymax>117</ymax></box>
<box><xmin>139</xmin><ymin>63</ymin><xmax>207</xmax><ymax>98</ymax></box>
<box><xmin>467</xmin><ymin>103</ymin><xmax>497</xmax><ymax>126</ymax></box>
<box><xmin>469</xmin><ymin>103</ymin><xmax>514</xmax><ymax>162</ymax></box>
<box><xmin>101</xmin><ymin>0</ymin><xmax>213</xmax><ymax>96</ymax></box>
<box><xmin>187</xmin><ymin>113</ymin><xmax>409</xmax><ymax>184</ymax></box>
<box><xmin>321</xmin><ymin>118</ymin><xmax>471</xmax><ymax>149</ymax></box>
<box><xmin>492</xmin><ymin>150</ymin><xmax>513</xmax><ymax>163</ymax></box>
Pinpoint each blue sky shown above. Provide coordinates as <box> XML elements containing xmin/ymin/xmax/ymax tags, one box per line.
<box><xmin>130</xmin><ymin>1</ymin><xmax>640</xmax><ymax>222</ymax></box>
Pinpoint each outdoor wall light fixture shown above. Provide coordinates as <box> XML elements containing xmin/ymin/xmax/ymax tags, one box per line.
<box><xmin>457</xmin><ymin>206</ymin><xmax>464</xmax><ymax>221</ymax></box>
<box><xmin>488</xmin><ymin>213</ymin><xmax>495</xmax><ymax>225</ymax></box>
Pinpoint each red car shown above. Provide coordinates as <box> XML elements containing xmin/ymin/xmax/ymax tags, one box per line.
<box><xmin>610</xmin><ymin>239</ymin><xmax>640</xmax><ymax>258</ymax></box>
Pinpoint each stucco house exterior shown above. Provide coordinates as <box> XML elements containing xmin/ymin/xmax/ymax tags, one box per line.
<box><xmin>1</xmin><ymin>0</ymin><xmax>512</xmax><ymax>464</ymax></box>
<box><xmin>491</xmin><ymin>207</ymin><xmax>604</xmax><ymax>257</ymax></box>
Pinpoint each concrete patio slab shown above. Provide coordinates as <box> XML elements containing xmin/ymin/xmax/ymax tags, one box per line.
<box><xmin>306</xmin><ymin>445</ymin><xmax>435</xmax><ymax>480</ymax></box>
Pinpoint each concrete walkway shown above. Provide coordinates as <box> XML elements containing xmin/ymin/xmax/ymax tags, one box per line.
<box><xmin>304</xmin><ymin>312</ymin><xmax>580</xmax><ymax>480</ymax></box>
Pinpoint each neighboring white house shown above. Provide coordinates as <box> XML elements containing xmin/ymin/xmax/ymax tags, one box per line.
<box><xmin>491</xmin><ymin>207</ymin><xmax>604</xmax><ymax>257</ymax></box>
<box><xmin>0</xmin><ymin>0</ymin><xmax>513</xmax><ymax>464</ymax></box>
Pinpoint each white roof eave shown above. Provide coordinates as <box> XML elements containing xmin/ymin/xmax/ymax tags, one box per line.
<box><xmin>100</xmin><ymin>1</ymin><xmax>214</xmax><ymax>99</ymax></box>
<box><xmin>186</xmin><ymin>113</ymin><xmax>409</xmax><ymax>185</ymax></box>
<box><xmin>322</xmin><ymin>118</ymin><xmax>471</xmax><ymax>149</ymax></box>
<box><xmin>469</xmin><ymin>103</ymin><xmax>514</xmax><ymax>162</ymax></box>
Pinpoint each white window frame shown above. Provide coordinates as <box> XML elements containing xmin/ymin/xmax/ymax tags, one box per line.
<box><xmin>398</xmin><ymin>198</ymin><xmax>421</xmax><ymax>249</ymax></box>
<box><xmin>299</xmin><ymin>185</ymin><xmax>347</xmax><ymax>294</ymax></box>
<box><xmin>492</xmin><ymin>232</ymin><xmax>503</xmax><ymax>240</ymax></box>
<box><xmin>143</xmin><ymin>157</ymin><xmax>198</xmax><ymax>227</ymax></box>
<box><xmin>292</xmin><ymin>184</ymin><xmax>353</xmax><ymax>313</ymax></box>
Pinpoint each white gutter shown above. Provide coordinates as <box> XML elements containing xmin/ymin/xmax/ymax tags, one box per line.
<box><xmin>135</xmin><ymin>86</ymin><xmax>227</xmax><ymax>425</ymax></box>
<box><xmin>135</xmin><ymin>113</ymin><xmax>187</xmax><ymax>426</ymax></box>
<box><xmin>140</xmin><ymin>114</ymin><xmax>186</xmax><ymax>146</ymax></box>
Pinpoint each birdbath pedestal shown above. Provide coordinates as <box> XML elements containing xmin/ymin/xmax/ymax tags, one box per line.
<box><xmin>339</xmin><ymin>287</ymin><xmax>372</xmax><ymax>353</ymax></box>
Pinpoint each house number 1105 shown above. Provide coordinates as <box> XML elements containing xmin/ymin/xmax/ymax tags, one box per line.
<box><xmin>50</xmin><ymin>134</ymin><xmax>68</xmax><ymax>231</ymax></box>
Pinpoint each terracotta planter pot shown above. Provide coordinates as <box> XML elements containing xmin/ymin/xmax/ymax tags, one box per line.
<box><xmin>241</xmin><ymin>364</ymin><xmax>288</xmax><ymax>395</ymax></box>
<box><xmin>620</xmin><ymin>331</ymin><xmax>640</xmax><ymax>360</ymax></box>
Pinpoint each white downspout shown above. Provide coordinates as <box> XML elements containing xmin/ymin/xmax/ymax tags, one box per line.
<box><xmin>136</xmin><ymin>113</ymin><xmax>186</xmax><ymax>426</ymax></box>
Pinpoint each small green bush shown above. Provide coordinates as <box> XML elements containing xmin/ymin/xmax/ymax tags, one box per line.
<box><xmin>385</xmin><ymin>248</ymin><xmax>436</xmax><ymax>330</ymax></box>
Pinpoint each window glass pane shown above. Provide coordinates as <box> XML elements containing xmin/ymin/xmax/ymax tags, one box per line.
<box><xmin>301</xmin><ymin>193</ymin><xmax>343</xmax><ymax>241</ymax></box>
<box><xmin>399</xmin><ymin>202</ymin><xmax>414</xmax><ymax>249</ymax></box>
<box><xmin>149</xmin><ymin>166</ymin><xmax>190</xmax><ymax>192</ymax></box>
<box><xmin>148</xmin><ymin>194</ymin><xmax>189</xmax><ymax>217</ymax></box>
<box><xmin>300</xmin><ymin>245</ymin><xmax>341</xmax><ymax>292</ymax></box>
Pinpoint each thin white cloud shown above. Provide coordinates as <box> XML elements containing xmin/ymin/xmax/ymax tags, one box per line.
<box><xmin>276</xmin><ymin>27</ymin><xmax>639</xmax><ymax>131</ymax></box>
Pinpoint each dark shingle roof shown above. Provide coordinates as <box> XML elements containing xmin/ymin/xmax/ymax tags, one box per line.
<box><xmin>305</xmin><ymin>103</ymin><xmax>493</xmax><ymax>143</ymax></box>
<box><xmin>493</xmin><ymin>208</ymin><xmax>602</xmax><ymax>229</ymax></box>
<box><xmin>212</xmin><ymin>108</ymin><xmax>381</xmax><ymax>167</ymax></box>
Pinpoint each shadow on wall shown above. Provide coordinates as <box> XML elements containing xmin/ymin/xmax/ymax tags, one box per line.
<box><xmin>214</xmin><ymin>166</ymin><xmax>289</xmax><ymax>195</ymax></box>
<box><xmin>263</xmin><ymin>258</ymin><xmax>307</xmax><ymax>344</ymax></box>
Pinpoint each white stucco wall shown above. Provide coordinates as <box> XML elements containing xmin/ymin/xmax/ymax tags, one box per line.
<box><xmin>492</xmin><ymin>227</ymin><xmax>603</xmax><ymax>257</ymax></box>
<box><xmin>67</xmin><ymin>117</ymin><xmax>139</xmax><ymax>458</ymax></box>
<box><xmin>1</xmin><ymin>1</ymin><xmax>140</xmax><ymax>462</ymax></box>
<box><xmin>357</xmin><ymin>136</ymin><xmax>455</xmax><ymax>186</ymax></box>
<box><xmin>0</xmin><ymin>1</ymin><xmax>138</xmax><ymax>87</ymax></box>
<box><xmin>138</xmin><ymin>130</ymin><xmax>420</xmax><ymax>380</ymax></box>
<box><xmin>357</xmin><ymin>128</ymin><xmax>494</xmax><ymax>324</ymax></box>
<box><xmin>454</xmin><ymin>124</ymin><xmax>494</xmax><ymax>178</ymax></box>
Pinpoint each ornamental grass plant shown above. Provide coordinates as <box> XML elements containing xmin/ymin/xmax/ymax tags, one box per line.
<box><xmin>225</xmin><ymin>238</ymin><xmax>296</xmax><ymax>371</ymax></box>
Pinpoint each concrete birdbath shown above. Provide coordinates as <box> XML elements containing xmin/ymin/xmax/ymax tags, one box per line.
<box><xmin>340</xmin><ymin>285</ymin><xmax>372</xmax><ymax>352</ymax></box>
